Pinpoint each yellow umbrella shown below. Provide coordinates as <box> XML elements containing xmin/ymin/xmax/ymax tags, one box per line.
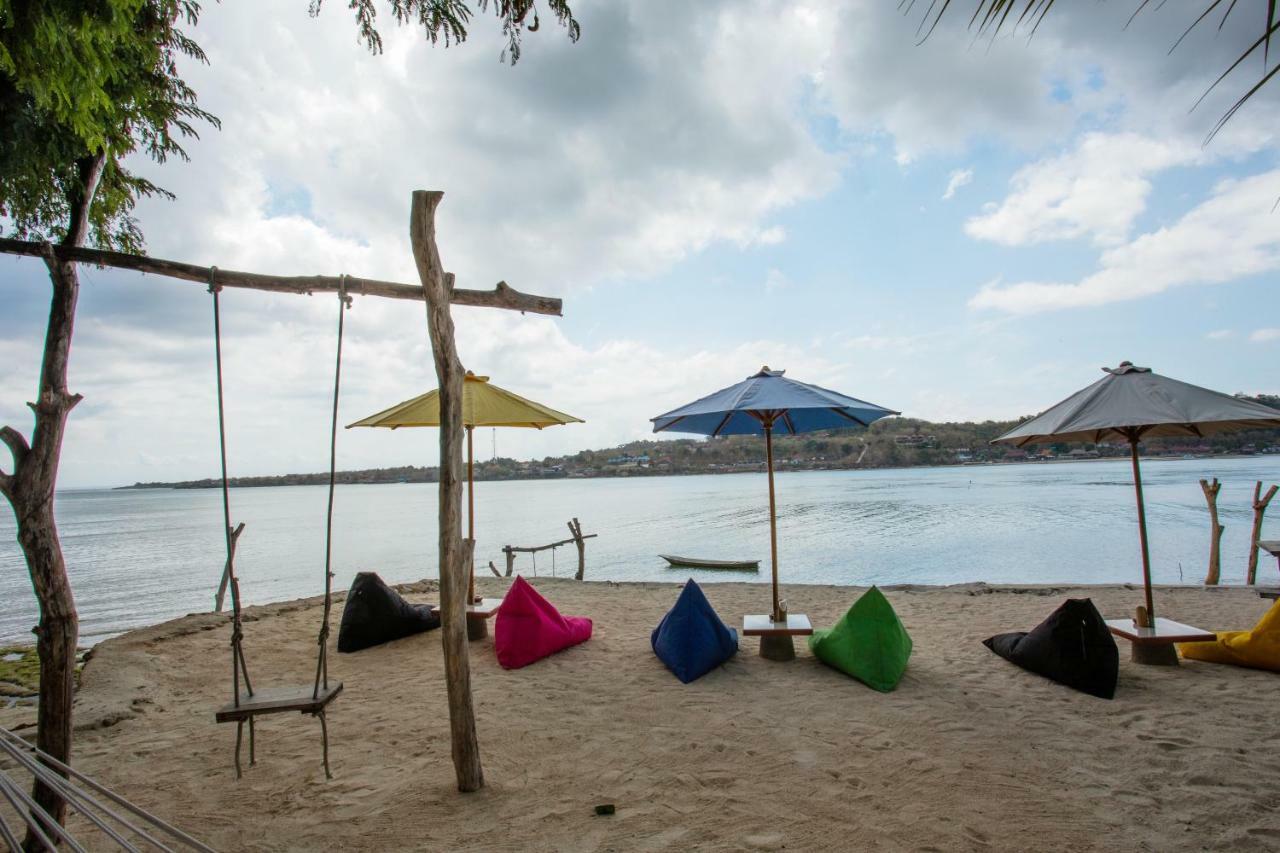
<box><xmin>348</xmin><ymin>372</ymin><xmax>583</xmax><ymax>601</ymax></box>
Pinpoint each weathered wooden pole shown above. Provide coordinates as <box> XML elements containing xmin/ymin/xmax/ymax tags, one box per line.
<box><xmin>569</xmin><ymin>517</ymin><xmax>586</xmax><ymax>580</ymax></box>
<box><xmin>1247</xmin><ymin>481</ymin><xmax>1278</xmax><ymax>585</ymax></box>
<box><xmin>0</xmin><ymin>237</ymin><xmax>562</xmax><ymax>315</ymax></box>
<box><xmin>0</xmin><ymin>152</ymin><xmax>104</xmax><ymax>848</ymax></box>
<box><xmin>409</xmin><ymin>190</ymin><xmax>483</xmax><ymax>792</ymax></box>
<box><xmin>1200</xmin><ymin>478</ymin><xmax>1224</xmax><ymax>585</ymax></box>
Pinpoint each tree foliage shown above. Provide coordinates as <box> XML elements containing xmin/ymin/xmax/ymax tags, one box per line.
<box><xmin>0</xmin><ymin>0</ymin><xmax>217</xmax><ymax>251</ymax></box>
<box><xmin>909</xmin><ymin>0</ymin><xmax>1280</xmax><ymax>142</ymax></box>
<box><xmin>310</xmin><ymin>0</ymin><xmax>580</xmax><ymax>64</ymax></box>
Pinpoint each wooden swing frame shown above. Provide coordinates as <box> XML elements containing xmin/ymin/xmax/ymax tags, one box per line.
<box><xmin>1</xmin><ymin>190</ymin><xmax>555</xmax><ymax>795</ymax></box>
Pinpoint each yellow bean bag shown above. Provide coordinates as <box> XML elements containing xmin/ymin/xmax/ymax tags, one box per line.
<box><xmin>1180</xmin><ymin>599</ymin><xmax>1280</xmax><ymax>671</ymax></box>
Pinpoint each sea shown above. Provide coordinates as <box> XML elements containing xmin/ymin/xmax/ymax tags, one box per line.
<box><xmin>2</xmin><ymin>456</ymin><xmax>1279</xmax><ymax>645</ymax></box>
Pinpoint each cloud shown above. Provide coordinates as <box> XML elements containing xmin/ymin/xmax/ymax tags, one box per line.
<box><xmin>970</xmin><ymin>169</ymin><xmax>1280</xmax><ymax>314</ymax></box>
<box><xmin>1251</xmin><ymin>328</ymin><xmax>1280</xmax><ymax>342</ymax></box>
<box><xmin>1205</xmin><ymin>329</ymin><xmax>1235</xmax><ymax>341</ymax></box>
<box><xmin>965</xmin><ymin>133</ymin><xmax>1200</xmax><ymax>247</ymax></box>
<box><xmin>9</xmin><ymin>0</ymin><xmax>1280</xmax><ymax>489</ymax></box>
<box><xmin>764</xmin><ymin>268</ymin><xmax>790</xmax><ymax>293</ymax></box>
<box><xmin>942</xmin><ymin>168</ymin><xmax>973</xmax><ymax>200</ymax></box>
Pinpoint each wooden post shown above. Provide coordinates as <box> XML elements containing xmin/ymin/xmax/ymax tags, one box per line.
<box><xmin>765</xmin><ymin>421</ymin><xmax>781</xmax><ymax>622</ymax></box>
<box><xmin>467</xmin><ymin>425</ymin><xmax>477</xmax><ymax>604</ymax></box>
<box><xmin>1200</xmin><ymin>478</ymin><xmax>1224</xmax><ymax>585</ymax></box>
<box><xmin>0</xmin><ymin>152</ymin><xmax>103</xmax><ymax>846</ymax></box>
<box><xmin>504</xmin><ymin>547</ymin><xmax>515</xmax><ymax>577</ymax></box>
<box><xmin>1247</xmin><ymin>481</ymin><xmax>1278</xmax><ymax>585</ymax></box>
<box><xmin>410</xmin><ymin>191</ymin><xmax>482</xmax><ymax>793</ymax></box>
<box><xmin>569</xmin><ymin>518</ymin><xmax>586</xmax><ymax>580</ymax></box>
<box><xmin>1128</xmin><ymin>436</ymin><xmax>1157</xmax><ymax>622</ymax></box>
<box><xmin>214</xmin><ymin>522</ymin><xmax>246</xmax><ymax>611</ymax></box>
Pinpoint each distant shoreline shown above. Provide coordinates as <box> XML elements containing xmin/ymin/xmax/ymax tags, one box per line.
<box><xmin>111</xmin><ymin>451</ymin><xmax>1276</xmax><ymax>491</ymax></box>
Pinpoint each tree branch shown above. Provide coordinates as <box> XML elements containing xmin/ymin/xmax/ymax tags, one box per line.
<box><xmin>0</xmin><ymin>238</ymin><xmax>562</xmax><ymax>316</ymax></box>
<box><xmin>0</xmin><ymin>426</ymin><xmax>31</xmax><ymax>472</ymax></box>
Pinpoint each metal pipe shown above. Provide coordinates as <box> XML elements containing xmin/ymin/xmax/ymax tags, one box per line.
<box><xmin>0</xmin><ymin>730</ymin><xmax>215</xmax><ymax>853</ymax></box>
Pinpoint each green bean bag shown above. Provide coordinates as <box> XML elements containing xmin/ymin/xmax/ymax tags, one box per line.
<box><xmin>808</xmin><ymin>587</ymin><xmax>912</xmax><ymax>692</ymax></box>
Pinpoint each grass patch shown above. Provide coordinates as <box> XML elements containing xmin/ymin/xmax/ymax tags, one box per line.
<box><xmin>0</xmin><ymin>646</ymin><xmax>41</xmax><ymax>696</ymax></box>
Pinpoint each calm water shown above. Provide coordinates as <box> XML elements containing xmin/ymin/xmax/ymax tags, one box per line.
<box><xmin>2</xmin><ymin>457</ymin><xmax>1279</xmax><ymax>644</ymax></box>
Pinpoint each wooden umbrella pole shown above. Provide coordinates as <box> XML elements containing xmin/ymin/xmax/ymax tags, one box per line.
<box><xmin>1129</xmin><ymin>437</ymin><xmax>1156</xmax><ymax>622</ymax></box>
<box><xmin>467</xmin><ymin>425</ymin><xmax>476</xmax><ymax>604</ymax></box>
<box><xmin>765</xmin><ymin>421</ymin><xmax>780</xmax><ymax>621</ymax></box>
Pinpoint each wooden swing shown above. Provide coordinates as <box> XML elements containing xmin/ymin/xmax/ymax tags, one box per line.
<box><xmin>210</xmin><ymin>273</ymin><xmax>349</xmax><ymax>779</ymax></box>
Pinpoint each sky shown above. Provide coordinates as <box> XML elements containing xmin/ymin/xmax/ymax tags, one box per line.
<box><xmin>2</xmin><ymin>0</ymin><xmax>1279</xmax><ymax>488</ymax></box>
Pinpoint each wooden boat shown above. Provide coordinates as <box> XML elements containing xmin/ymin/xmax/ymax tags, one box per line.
<box><xmin>659</xmin><ymin>554</ymin><xmax>760</xmax><ymax>571</ymax></box>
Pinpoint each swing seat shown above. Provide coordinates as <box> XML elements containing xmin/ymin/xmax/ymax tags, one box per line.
<box><xmin>214</xmin><ymin>683</ymin><xmax>343</xmax><ymax>722</ymax></box>
<box><xmin>215</xmin><ymin>683</ymin><xmax>343</xmax><ymax>780</ymax></box>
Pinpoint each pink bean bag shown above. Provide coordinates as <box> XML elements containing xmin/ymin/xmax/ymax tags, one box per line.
<box><xmin>494</xmin><ymin>576</ymin><xmax>593</xmax><ymax>669</ymax></box>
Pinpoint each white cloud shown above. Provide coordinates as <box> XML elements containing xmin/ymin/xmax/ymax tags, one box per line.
<box><xmin>1206</xmin><ymin>329</ymin><xmax>1235</xmax><ymax>341</ymax></box>
<box><xmin>764</xmin><ymin>268</ymin><xmax>790</xmax><ymax>293</ymax></box>
<box><xmin>1251</xmin><ymin>328</ymin><xmax>1280</xmax><ymax>342</ymax></box>
<box><xmin>942</xmin><ymin>168</ymin><xmax>973</xmax><ymax>200</ymax></box>
<box><xmin>965</xmin><ymin>133</ymin><xmax>1200</xmax><ymax>247</ymax></box>
<box><xmin>970</xmin><ymin>170</ymin><xmax>1280</xmax><ymax>314</ymax></box>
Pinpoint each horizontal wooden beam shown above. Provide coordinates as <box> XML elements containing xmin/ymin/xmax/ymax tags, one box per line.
<box><xmin>0</xmin><ymin>238</ymin><xmax>562</xmax><ymax>317</ymax></box>
<box><xmin>502</xmin><ymin>533</ymin><xmax>598</xmax><ymax>554</ymax></box>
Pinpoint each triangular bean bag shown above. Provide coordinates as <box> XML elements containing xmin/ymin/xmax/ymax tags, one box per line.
<box><xmin>1180</xmin><ymin>599</ymin><xmax>1280</xmax><ymax>671</ymax></box>
<box><xmin>807</xmin><ymin>587</ymin><xmax>912</xmax><ymax>692</ymax></box>
<box><xmin>494</xmin><ymin>576</ymin><xmax>592</xmax><ymax>669</ymax></box>
<box><xmin>983</xmin><ymin>598</ymin><xmax>1118</xmax><ymax>699</ymax></box>
<box><xmin>651</xmin><ymin>579</ymin><xmax>738</xmax><ymax>683</ymax></box>
<box><xmin>337</xmin><ymin>572</ymin><xmax>440</xmax><ymax>653</ymax></box>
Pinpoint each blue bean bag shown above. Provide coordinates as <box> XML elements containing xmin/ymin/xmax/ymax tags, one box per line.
<box><xmin>651</xmin><ymin>579</ymin><xmax>738</xmax><ymax>683</ymax></box>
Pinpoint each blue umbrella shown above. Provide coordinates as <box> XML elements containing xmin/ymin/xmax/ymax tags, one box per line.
<box><xmin>652</xmin><ymin>367</ymin><xmax>898</xmax><ymax>620</ymax></box>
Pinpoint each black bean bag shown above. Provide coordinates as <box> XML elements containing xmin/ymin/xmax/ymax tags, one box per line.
<box><xmin>983</xmin><ymin>598</ymin><xmax>1118</xmax><ymax>699</ymax></box>
<box><xmin>337</xmin><ymin>572</ymin><xmax>440</xmax><ymax>653</ymax></box>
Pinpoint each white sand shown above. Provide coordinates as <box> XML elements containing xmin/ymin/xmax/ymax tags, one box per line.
<box><xmin>2</xmin><ymin>577</ymin><xmax>1278</xmax><ymax>851</ymax></box>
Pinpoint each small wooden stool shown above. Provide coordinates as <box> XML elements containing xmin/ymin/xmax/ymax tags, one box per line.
<box><xmin>742</xmin><ymin>614</ymin><xmax>813</xmax><ymax>661</ymax></box>
<box><xmin>432</xmin><ymin>598</ymin><xmax>501</xmax><ymax>641</ymax></box>
<box><xmin>215</xmin><ymin>683</ymin><xmax>343</xmax><ymax>779</ymax></box>
<box><xmin>1105</xmin><ymin>618</ymin><xmax>1216</xmax><ymax>666</ymax></box>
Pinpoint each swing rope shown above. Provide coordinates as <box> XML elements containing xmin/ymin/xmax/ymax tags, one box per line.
<box><xmin>210</xmin><ymin>270</ymin><xmax>252</xmax><ymax>706</ymax></box>
<box><xmin>314</xmin><ymin>278</ymin><xmax>351</xmax><ymax>699</ymax></box>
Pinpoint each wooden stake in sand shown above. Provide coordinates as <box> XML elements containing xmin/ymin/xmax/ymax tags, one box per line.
<box><xmin>1200</xmin><ymin>478</ymin><xmax>1224</xmax><ymax>585</ymax></box>
<box><xmin>1247</xmin><ymin>481</ymin><xmax>1278</xmax><ymax>585</ymax></box>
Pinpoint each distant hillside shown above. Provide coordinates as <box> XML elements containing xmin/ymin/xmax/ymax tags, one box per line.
<box><xmin>120</xmin><ymin>395</ymin><xmax>1280</xmax><ymax>489</ymax></box>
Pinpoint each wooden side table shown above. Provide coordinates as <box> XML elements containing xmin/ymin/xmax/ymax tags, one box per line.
<box><xmin>1105</xmin><ymin>617</ymin><xmax>1216</xmax><ymax>666</ymax></box>
<box><xmin>432</xmin><ymin>598</ymin><xmax>502</xmax><ymax>640</ymax></box>
<box><xmin>742</xmin><ymin>613</ymin><xmax>814</xmax><ymax>661</ymax></box>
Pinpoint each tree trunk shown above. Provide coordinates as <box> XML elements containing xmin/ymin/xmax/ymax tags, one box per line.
<box><xmin>0</xmin><ymin>152</ymin><xmax>103</xmax><ymax>850</ymax></box>
<box><xmin>409</xmin><ymin>191</ymin><xmax>483</xmax><ymax>793</ymax></box>
<box><xmin>1247</xmin><ymin>481</ymin><xmax>1278</xmax><ymax>585</ymax></box>
<box><xmin>1200</xmin><ymin>478</ymin><xmax>1224</xmax><ymax>585</ymax></box>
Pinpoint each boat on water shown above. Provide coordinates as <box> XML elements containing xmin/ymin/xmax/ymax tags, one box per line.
<box><xmin>659</xmin><ymin>554</ymin><xmax>760</xmax><ymax>571</ymax></box>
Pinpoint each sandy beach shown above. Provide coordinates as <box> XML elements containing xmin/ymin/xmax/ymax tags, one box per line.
<box><xmin>2</xmin><ymin>577</ymin><xmax>1278</xmax><ymax>851</ymax></box>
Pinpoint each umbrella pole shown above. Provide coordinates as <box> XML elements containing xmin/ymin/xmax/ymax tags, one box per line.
<box><xmin>765</xmin><ymin>423</ymin><xmax>780</xmax><ymax>621</ymax></box>
<box><xmin>467</xmin><ymin>425</ymin><xmax>476</xmax><ymax>604</ymax></box>
<box><xmin>1129</xmin><ymin>437</ymin><xmax>1156</xmax><ymax>622</ymax></box>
